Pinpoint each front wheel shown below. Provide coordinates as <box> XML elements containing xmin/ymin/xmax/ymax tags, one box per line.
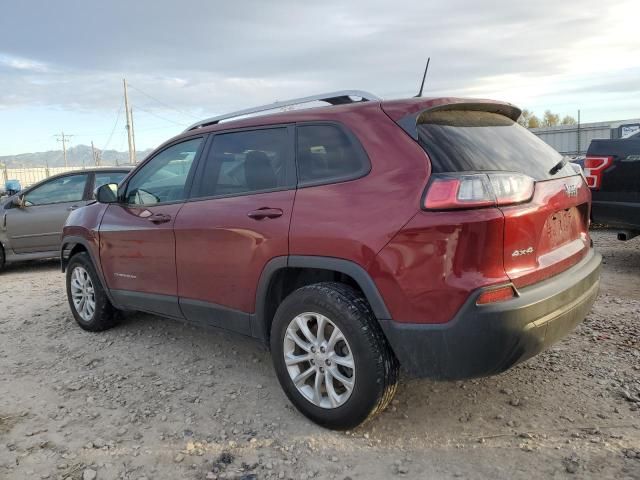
<box><xmin>66</xmin><ymin>252</ymin><xmax>120</xmax><ymax>331</ymax></box>
<box><xmin>270</xmin><ymin>282</ymin><xmax>399</xmax><ymax>430</ymax></box>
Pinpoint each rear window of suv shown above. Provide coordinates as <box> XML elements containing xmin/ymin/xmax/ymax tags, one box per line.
<box><xmin>416</xmin><ymin>110</ymin><xmax>575</xmax><ymax>180</ymax></box>
<box><xmin>296</xmin><ymin>124</ymin><xmax>370</xmax><ymax>186</ymax></box>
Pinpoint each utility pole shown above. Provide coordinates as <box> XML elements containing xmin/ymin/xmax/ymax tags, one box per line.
<box><xmin>130</xmin><ymin>107</ymin><xmax>137</xmax><ymax>163</ymax></box>
<box><xmin>91</xmin><ymin>141</ymin><xmax>101</xmax><ymax>166</ymax></box>
<box><xmin>577</xmin><ymin>109</ymin><xmax>581</xmax><ymax>156</ymax></box>
<box><xmin>123</xmin><ymin>78</ymin><xmax>135</xmax><ymax>165</ymax></box>
<box><xmin>55</xmin><ymin>131</ymin><xmax>73</xmax><ymax>167</ymax></box>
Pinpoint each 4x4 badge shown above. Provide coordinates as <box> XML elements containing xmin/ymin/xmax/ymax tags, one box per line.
<box><xmin>512</xmin><ymin>246</ymin><xmax>534</xmax><ymax>257</ymax></box>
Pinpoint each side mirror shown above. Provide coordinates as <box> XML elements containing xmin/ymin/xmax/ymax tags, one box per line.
<box><xmin>12</xmin><ymin>195</ymin><xmax>25</xmax><ymax>208</ymax></box>
<box><xmin>96</xmin><ymin>183</ymin><xmax>119</xmax><ymax>204</ymax></box>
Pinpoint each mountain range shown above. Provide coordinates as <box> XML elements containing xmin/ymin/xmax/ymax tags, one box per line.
<box><xmin>0</xmin><ymin>145</ymin><xmax>154</xmax><ymax>168</ymax></box>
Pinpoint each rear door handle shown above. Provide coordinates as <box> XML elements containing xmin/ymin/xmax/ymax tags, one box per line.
<box><xmin>247</xmin><ymin>208</ymin><xmax>283</xmax><ymax>220</ymax></box>
<box><xmin>148</xmin><ymin>213</ymin><xmax>172</xmax><ymax>224</ymax></box>
<box><xmin>67</xmin><ymin>205</ymin><xmax>79</xmax><ymax>211</ymax></box>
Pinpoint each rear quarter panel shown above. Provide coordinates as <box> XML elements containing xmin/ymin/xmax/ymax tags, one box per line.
<box><xmin>369</xmin><ymin>209</ymin><xmax>508</xmax><ymax>324</ymax></box>
<box><xmin>289</xmin><ymin>104</ymin><xmax>429</xmax><ymax>267</ymax></box>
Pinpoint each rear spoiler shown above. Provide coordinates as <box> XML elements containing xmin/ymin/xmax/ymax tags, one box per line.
<box><xmin>381</xmin><ymin>98</ymin><xmax>522</xmax><ymax>141</ymax></box>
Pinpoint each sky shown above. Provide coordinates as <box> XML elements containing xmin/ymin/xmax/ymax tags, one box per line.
<box><xmin>1</xmin><ymin>0</ymin><xmax>639</xmax><ymax>156</ymax></box>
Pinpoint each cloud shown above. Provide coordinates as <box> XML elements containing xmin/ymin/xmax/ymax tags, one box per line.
<box><xmin>0</xmin><ymin>0</ymin><xmax>638</xmax><ymax>150</ymax></box>
<box><xmin>0</xmin><ymin>54</ymin><xmax>48</xmax><ymax>72</ymax></box>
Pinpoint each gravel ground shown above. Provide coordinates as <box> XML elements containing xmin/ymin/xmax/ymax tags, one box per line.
<box><xmin>0</xmin><ymin>229</ymin><xmax>638</xmax><ymax>480</ymax></box>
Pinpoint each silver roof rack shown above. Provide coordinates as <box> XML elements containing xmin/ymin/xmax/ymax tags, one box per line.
<box><xmin>185</xmin><ymin>90</ymin><xmax>380</xmax><ymax>131</ymax></box>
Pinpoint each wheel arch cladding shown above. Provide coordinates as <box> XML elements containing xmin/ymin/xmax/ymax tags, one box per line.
<box><xmin>254</xmin><ymin>256</ymin><xmax>392</xmax><ymax>342</ymax></box>
<box><xmin>60</xmin><ymin>238</ymin><xmax>90</xmax><ymax>272</ymax></box>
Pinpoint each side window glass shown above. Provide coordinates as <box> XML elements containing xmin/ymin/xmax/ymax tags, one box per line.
<box><xmin>296</xmin><ymin>124</ymin><xmax>369</xmax><ymax>186</ymax></box>
<box><xmin>125</xmin><ymin>138</ymin><xmax>202</xmax><ymax>205</ymax></box>
<box><xmin>24</xmin><ymin>174</ymin><xmax>88</xmax><ymax>206</ymax></box>
<box><xmin>197</xmin><ymin>128</ymin><xmax>291</xmax><ymax>198</ymax></box>
<box><xmin>94</xmin><ymin>172</ymin><xmax>128</xmax><ymax>190</ymax></box>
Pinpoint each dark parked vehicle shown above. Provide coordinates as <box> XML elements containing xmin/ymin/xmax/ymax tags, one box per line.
<box><xmin>585</xmin><ymin>132</ymin><xmax>640</xmax><ymax>240</ymax></box>
<box><xmin>61</xmin><ymin>92</ymin><xmax>601</xmax><ymax>429</ymax></box>
<box><xmin>0</xmin><ymin>167</ymin><xmax>131</xmax><ymax>270</ymax></box>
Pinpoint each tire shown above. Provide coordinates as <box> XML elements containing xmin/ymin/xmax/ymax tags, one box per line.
<box><xmin>66</xmin><ymin>252</ymin><xmax>120</xmax><ymax>332</ymax></box>
<box><xmin>270</xmin><ymin>282</ymin><xmax>399</xmax><ymax>430</ymax></box>
<box><xmin>0</xmin><ymin>244</ymin><xmax>5</xmax><ymax>271</ymax></box>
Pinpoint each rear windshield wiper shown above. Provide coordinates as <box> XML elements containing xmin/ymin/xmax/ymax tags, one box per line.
<box><xmin>549</xmin><ymin>157</ymin><xmax>568</xmax><ymax>175</ymax></box>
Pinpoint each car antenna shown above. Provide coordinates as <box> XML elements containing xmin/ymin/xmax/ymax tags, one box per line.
<box><xmin>414</xmin><ymin>57</ymin><xmax>430</xmax><ymax>97</ymax></box>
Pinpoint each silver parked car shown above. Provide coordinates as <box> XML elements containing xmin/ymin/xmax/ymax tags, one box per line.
<box><xmin>0</xmin><ymin>167</ymin><xmax>131</xmax><ymax>269</ymax></box>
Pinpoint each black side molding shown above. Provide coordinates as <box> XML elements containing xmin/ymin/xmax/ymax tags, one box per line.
<box><xmin>252</xmin><ymin>256</ymin><xmax>288</xmax><ymax>341</ymax></box>
<box><xmin>181</xmin><ymin>297</ymin><xmax>252</xmax><ymax>336</ymax></box>
<box><xmin>110</xmin><ymin>289</ymin><xmax>183</xmax><ymax>319</ymax></box>
<box><xmin>61</xmin><ymin>250</ymin><xmax>392</xmax><ymax>346</ymax></box>
<box><xmin>287</xmin><ymin>256</ymin><xmax>391</xmax><ymax>320</ymax></box>
<box><xmin>251</xmin><ymin>255</ymin><xmax>392</xmax><ymax>342</ymax></box>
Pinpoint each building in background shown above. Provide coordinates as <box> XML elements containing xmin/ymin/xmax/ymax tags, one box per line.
<box><xmin>531</xmin><ymin>119</ymin><xmax>640</xmax><ymax>157</ymax></box>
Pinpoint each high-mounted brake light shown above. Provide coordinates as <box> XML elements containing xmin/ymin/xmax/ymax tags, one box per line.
<box><xmin>422</xmin><ymin>173</ymin><xmax>534</xmax><ymax>210</ymax></box>
<box><xmin>584</xmin><ymin>156</ymin><xmax>613</xmax><ymax>190</ymax></box>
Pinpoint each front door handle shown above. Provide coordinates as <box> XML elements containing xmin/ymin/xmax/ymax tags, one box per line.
<box><xmin>247</xmin><ymin>208</ymin><xmax>283</xmax><ymax>220</ymax></box>
<box><xmin>67</xmin><ymin>205</ymin><xmax>79</xmax><ymax>212</ymax></box>
<box><xmin>148</xmin><ymin>213</ymin><xmax>172</xmax><ymax>224</ymax></box>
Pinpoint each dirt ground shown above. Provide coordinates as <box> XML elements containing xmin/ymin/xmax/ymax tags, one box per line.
<box><xmin>0</xmin><ymin>230</ymin><xmax>638</xmax><ymax>480</ymax></box>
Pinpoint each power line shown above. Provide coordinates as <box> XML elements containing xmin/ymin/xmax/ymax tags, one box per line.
<box><xmin>127</xmin><ymin>83</ymin><xmax>200</xmax><ymax>120</ymax></box>
<box><xmin>103</xmin><ymin>100</ymin><xmax>124</xmax><ymax>151</ymax></box>
<box><xmin>133</xmin><ymin>105</ymin><xmax>189</xmax><ymax>127</ymax></box>
<box><xmin>117</xmin><ymin>129</ymin><xmax>127</xmax><ymax>152</ymax></box>
<box><xmin>135</xmin><ymin>124</ymin><xmax>189</xmax><ymax>133</ymax></box>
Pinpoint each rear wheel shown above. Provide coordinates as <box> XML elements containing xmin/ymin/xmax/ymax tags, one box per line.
<box><xmin>0</xmin><ymin>245</ymin><xmax>4</xmax><ymax>271</ymax></box>
<box><xmin>66</xmin><ymin>252</ymin><xmax>120</xmax><ymax>331</ymax></box>
<box><xmin>270</xmin><ymin>282</ymin><xmax>399</xmax><ymax>430</ymax></box>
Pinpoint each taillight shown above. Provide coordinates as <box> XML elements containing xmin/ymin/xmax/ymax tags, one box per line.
<box><xmin>584</xmin><ymin>156</ymin><xmax>613</xmax><ymax>189</ymax></box>
<box><xmin>422</xmin><ymin>173</ymin><xmax>534</xmax><ymax>210</ymax></box>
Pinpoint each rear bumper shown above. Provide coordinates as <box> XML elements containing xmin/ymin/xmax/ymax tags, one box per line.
<box><xmin>379</xmin><ymin>248</ymin><xmax>601</xmax><ymax>380</ymax></box>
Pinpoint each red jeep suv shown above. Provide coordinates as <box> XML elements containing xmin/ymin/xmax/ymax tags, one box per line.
<box><xmin>61</xmin><ymin>91</ymin><xmax>601</xmax><ymax>429</ymax></box>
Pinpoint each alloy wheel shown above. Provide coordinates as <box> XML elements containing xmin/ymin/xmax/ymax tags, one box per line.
<box><xmin>70</xmin><ymin>266</ymin><xmax>96</xmax><ymax>322</ymax></box>
<box><xmin>283</xmin><ymin>312</ymin><xmax>355</xmax><ymax>409</ymax></box>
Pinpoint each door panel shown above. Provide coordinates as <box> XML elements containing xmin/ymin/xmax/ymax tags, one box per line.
<box><xmin>174</xmin><ymin>126</ymin><xmax>295</xmax><ymax>331</ymax></box>
<box><xmin>6</xmin><ymin>201</ymin><xmax>87</xmax><ymax>254</ymax></box>
<box><xmin>175</xmin><ymin>190</ymin><xmax>294</xmax><ymax>318</ymax></box>
<box><xmin>98</xmin><ymin>137</ymin><xmax>204</xmax><ymax>316</ymax></box>
<box><xmin>6</xmin><ymin>173</ymin><xmax>89</xmax><ymax>253</ymax></box>
<box><xmin>99</xmin><ymin>203</ymin><xmax>184</xmax><ymax>316</ymax></box>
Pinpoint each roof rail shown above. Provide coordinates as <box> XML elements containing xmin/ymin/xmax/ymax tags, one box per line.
<box><xmin>185</xmin><ymin>90</ymin><xmax>380</xmax><ymax>131</ymax></box>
